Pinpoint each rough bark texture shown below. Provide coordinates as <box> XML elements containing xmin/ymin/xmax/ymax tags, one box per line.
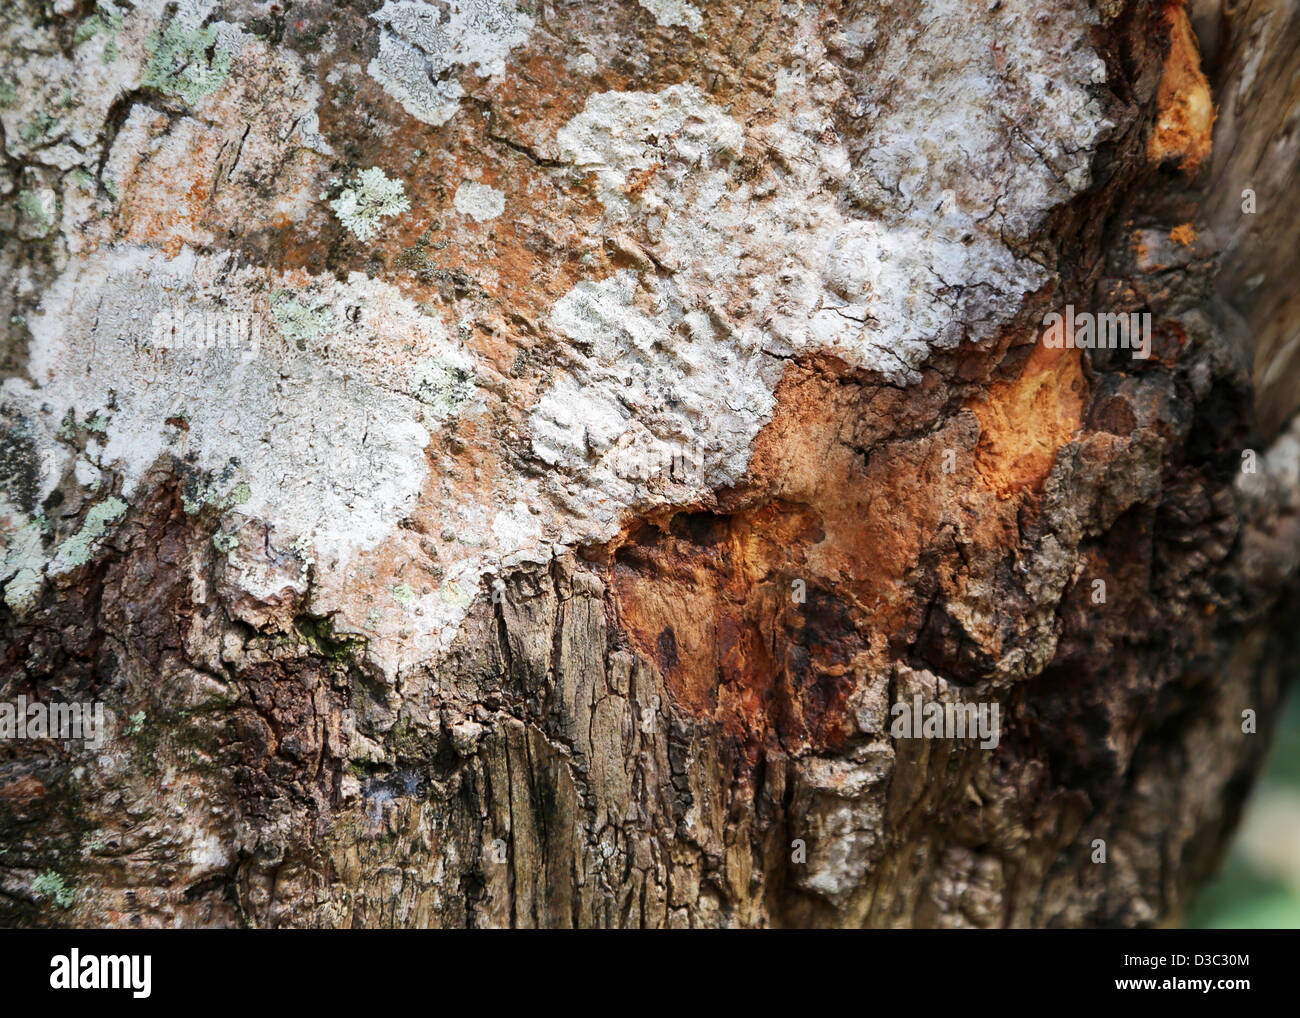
<box><xmin>1</xmin><ymin>0</ymin><xmax>1298</xmax><ymax>928</ymax></box>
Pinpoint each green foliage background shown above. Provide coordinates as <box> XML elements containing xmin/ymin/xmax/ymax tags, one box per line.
<box><xmin>1188</xmin><ymin>687</ymin><xmax>1300</xmax><ymax>928</ymax></box>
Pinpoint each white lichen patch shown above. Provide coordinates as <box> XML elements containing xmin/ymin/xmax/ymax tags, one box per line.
<box><xmin>638</xmin><ymin>0</ymin><xmax>703</xmax><ymax>32</ymax></box>
<box><xmin>555</xmin><ymin>84</ymin><xmax>743</xmax><ymax>214</ymax></box>
<box><xmin>552</xmin><ymin>0</ymin><xmax>1112</xmax><ymax>383</ymax></box>
<box><xmin>844</xmin><ymin>0</ymin><xmax>1110</xmax><ymax>239</ymax></box>
<box><xmin>1</xmin><ymin>246</ymin><xmax>484</xmax><ymax>614</ymax></box>
<box><xmin>529</xmin><ymin>268</ymin><xmax>776</xmax><ymax>534</ymax></box>
<box><xmin>367</xmin><ymin>0</ymin><xmax>534</xmax><ymax>126</ymax></box>
<box><xmin>329</xmin><ymin>168</ymin><xmax>410</xmax><ymax>242</ymax></box>
<box><xmin>491</xmin><ymin>502</ymin><xmax>542</xmax><ymax>552</ymax></box>
<box><xmin>453</xmin><ymin>181</ymin><xmax>506</xmax><ymax>222</ymax></box>
<box><xmin>566</xmin><ymin>52</ymin><xmax>599</xmax><ymax>76</ymax></box>
<box><xmin>291</xmin><ymin>534</ymin><xmax>315</xmax><ymax>580</ymax></box>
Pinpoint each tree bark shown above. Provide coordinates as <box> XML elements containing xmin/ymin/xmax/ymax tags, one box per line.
<box><xmin>1</xmin><ymin>0</ymin><xmax>1298</xmax><ymax>928</ymax></box>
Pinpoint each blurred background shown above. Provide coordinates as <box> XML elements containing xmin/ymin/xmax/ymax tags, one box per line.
<box><xmin>1188</xmin><ymin>686</ymin><xmax>1300</xmax><ymax>927</ymax></box>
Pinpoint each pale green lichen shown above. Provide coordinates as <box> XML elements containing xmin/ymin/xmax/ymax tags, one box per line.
<box><xmin>291</xmin><ymin>534</ymin><xmax>314</xmax><ymax>581</ymax></box>
<box><xmin>126</xmin><ymin>710</ymin><xmax>146</xmax><ymax>735</ymax></box>
<box><xmin>329</xmin><ymin>168</ymin><xmax>409</xmax><ymax>242</ymax></box>
<box><xmin>57</xmin><ymin>496</ymin><xmax>127</xmax><ymax>568</ymax></box>
<box><xmin>69</xmin><ymin>168</ymin><xmax>96</xmax><ymax>192</ymax></box>
<box><xmin>74</xmin><ymin>1</ymin><xmax>125</xmax><ymax>48</ymax></box>
<box><xmin>212</xmin><ymin>531</ymin><xmax>239</xmax><ymax>554</ymax></box>
<box><xmin>32</xmin><ymin>871</ymin><xmax>75</xmax><ymax>909</ymax></box>
<box><xmin>182</xmin><ymin>474</ymin><xmax>250</xmax><ymax>515</ymax></box>
<box><xmin>143</xmin><ymin>20</ymin><xmax>233</xmax><ymax>105</ymax></box>
<box><xmin>15</xmin><ymin>190</ymin><xmax>53</xmax><ymax>235</ymax></box>
<box><xmin>2</xmin><ymin>519</ymin><xmax>46</xmax><ymax>612</ymax></box>
<box><xmin>272</xmin><ymin>293</ymin><xmax>335</xmax><ymax>349</ymax></box>
<box><xmin>440</xmin><ymin>580</ymin><xmax>472</xmax><ymax>609</ymax></box>
<box><xmin>411</xmin><ymin>354</ymin><xmax>477</xmax><ymax>420</ymax></box>
<box><xmin>19</xmin><ymin>113</ymin><xmax>58</xmax><ymax>145</ymax></box>
<box><xmin>391</xmin><ymin>582</ymin><xmax>414</xmax><ymax>607</ymax></box>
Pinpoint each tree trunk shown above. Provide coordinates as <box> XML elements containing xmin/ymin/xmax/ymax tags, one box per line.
<box><xmin>1</xmin><ymin>0</ymin><xmax>1297</xmax><ymax>928</ymax></box>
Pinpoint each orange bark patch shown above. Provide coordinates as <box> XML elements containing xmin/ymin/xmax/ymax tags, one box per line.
<box><xmin>602</xmin><ymin>352</ymin><xmax>1032</xmax><ymax>750</ymax></box>
<box><xmin>1148</xmin><ymin>0</ymin><xmax>1216</xmax><ymax>174</ymax></box>
<box><xmin>304</xmin><ymin>45</ymin><xmax>613</xmax><ymax>330</ymax></box>
<box><xmin>1169</xmin><ymin>222</ymin><xmax>1198</xmax><ymax>246</ymax></box>
<box><xmin>609</xmin><ymin>502</ymin><xmax>862</xmax><ymax>757</ymax></box>
<box><xmin>113</xmin><ymin>120</ymin><xmax>222</xmax><ymax>257</ymax></box>
<box><xmin>970</xmin><ymin>340</ymin><xmax>1087</xmax><ymax>500</ymax></box>
<box><xmin>623</xmin><ymin>164</ymin><xmax>662</xmax><ymax>196</ymax></box>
